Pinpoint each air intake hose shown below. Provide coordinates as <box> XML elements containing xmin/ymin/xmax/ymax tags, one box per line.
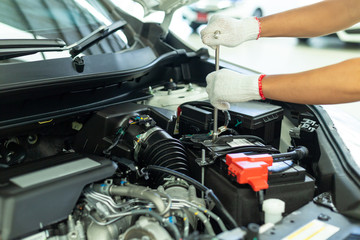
<box><xmin>120</xmin><ymin>115</ymin><xmax>189</xmax><ymax>184</ymax></box>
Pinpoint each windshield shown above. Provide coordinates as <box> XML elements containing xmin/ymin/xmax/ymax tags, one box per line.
<box><xmin>0</xmin><ymin>0</ymin><xmax>128</xmax><ymax>63</ymax></box>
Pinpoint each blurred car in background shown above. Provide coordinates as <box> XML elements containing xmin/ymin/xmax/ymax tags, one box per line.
<box><xmin>336</xmin><ymin>23</ymin><xmax>360</xmax><ymax>43</ymax></box>
<box><xmin>182</xmin><ymin>0</ymin><xmax>360</xmax><ymax>44</ymax></box>
<box><xmin>181</xmin><ymin>0</ymin><xmax>309</xmax><ymax>31</ymax></box>
<box><xmin>182</xmin><ymin>0</ymin><xmax>263</xmax><ymax>31</ymax></box>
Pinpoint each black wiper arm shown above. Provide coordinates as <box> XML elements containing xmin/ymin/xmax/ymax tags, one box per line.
<box><xmin>68</xmin><ymin>20</ymin><xmax>127</xmax><ymax>58</ymax></box>
<box><xmin>0</xmin><ymin>20</ymin><xmax>127</xmax><ymax>60</ymax></box>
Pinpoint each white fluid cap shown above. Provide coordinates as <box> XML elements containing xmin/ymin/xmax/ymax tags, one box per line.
<box><xmin>262</xmin><ymin>198</ymin><xmax>285</xmax><ymax>224</ymax></box>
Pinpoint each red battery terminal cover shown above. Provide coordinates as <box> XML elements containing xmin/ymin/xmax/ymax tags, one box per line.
<box><xmin>225</xmin><ymin>153</ymin><xmax>274</xmax><ymax>192</ymax></box>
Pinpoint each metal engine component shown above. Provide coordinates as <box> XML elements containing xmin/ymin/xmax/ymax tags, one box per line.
<box><xmin>76</xmin><ymin>176</ymin><xmax>224</xmax><ymax>240</ymax></box>
<box><xmin>158</xmin><ymin>180</ymin><xmax>206</xmax><ymax>228</ymax></box>
<box><xmin>145</xmin><ymin>83</ymin><xmax>208</xmax><ymax>111</ymax></box>
<box><xmin>91</xmin><ymin>182</ymin><xmax>168</xmax><ymax>215</ymax></box>
<box><xmin>87</xmin><ymin>221</ymin><xmax>122</xmax><ymax>240</ymax></box>
<box><xmin>46</xmin><ymin>215</ymin><xmax>86</xmax><ymax>240</ymax></box>
<box><xmin>119</xmin><ymin>216</ymin><xmax>172</xmax><ymax>240</ymax></box>
<box><xmin>159</xmin><ymin>183</ymin><xmax>205</xmax><ymax>206</ymax></box>
<box><xmin>67</xmin><ymin>215</ymin><xmax>86</xmax><ymax>240</ymax></box>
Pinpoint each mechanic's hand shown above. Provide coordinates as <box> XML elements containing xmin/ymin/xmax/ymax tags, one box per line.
<box><xmin>201</xmin><ymin>15</ymin><xmax>260</xmax><ymax>48</ymax></box>
<box><xmin>206</xmin><ymin>69</ymin><xmax>263</xmax><ymax>110</ymax></box>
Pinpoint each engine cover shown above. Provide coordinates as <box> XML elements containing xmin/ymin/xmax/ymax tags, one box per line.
<box><xmin>0</xmin><ymin>153</ymin><xmax>116</xmax><ymax>240</ymax></box>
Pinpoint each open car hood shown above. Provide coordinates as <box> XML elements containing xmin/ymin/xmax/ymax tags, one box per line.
<box><xmin>134</xmin><ymin>0</ymin><xmax>198</xmax><ymax>15</ymax></box>
<box><xmin>133</xmin><ymin>0</ymin><xmax>198</xmax><ymax>31</ymax></box>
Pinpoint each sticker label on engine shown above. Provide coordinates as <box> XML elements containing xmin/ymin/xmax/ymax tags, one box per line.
<box><xmin>22</xmin><ymin>231</ymin><xmax>47</xmax><ymax>240</ymax></box>
<box><xmin>282</xmin><ymin>219</ymin><xmax>339</xmax><ymax>240</ymax></box>
<box><xmin>227</xmin><ymin>138</ymin><xmax>254</xmax><ymax>148</ymax></box>
<box><xmin>10</xmin><ymin>158</ymin><xmax>100</xmax><ymax>188</ymax></box>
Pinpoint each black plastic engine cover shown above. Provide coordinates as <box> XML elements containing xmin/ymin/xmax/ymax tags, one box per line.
<box><xmin>0</xmin><ymin>153</ymin><xmax>116</xmax><ymax>240</ymax></box>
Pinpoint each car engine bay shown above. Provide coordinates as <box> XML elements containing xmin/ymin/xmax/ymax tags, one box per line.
<box><xmin>1</xmin><ymin>81</ymin><xmax>359</xmax><ymax>240</ymax></box>
<box><xmin>0</xmin><ymin>1</ymin><xmax>359</xmax><ymax>238</ymax></box>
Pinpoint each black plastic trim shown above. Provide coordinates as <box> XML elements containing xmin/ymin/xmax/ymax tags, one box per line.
<box><xmin>0</xmin><ymin>47</ymin><xmax>188</xmax><ymax>95</ymax></box>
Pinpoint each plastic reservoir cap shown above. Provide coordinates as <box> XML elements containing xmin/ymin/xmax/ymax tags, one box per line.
<box><xmin>262</xmin><ymin>198</ymin><xmax>285</xmax><ymax>224</ymax></box>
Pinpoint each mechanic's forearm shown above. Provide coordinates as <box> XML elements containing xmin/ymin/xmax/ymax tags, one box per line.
<box><xmin>262</xmin><ymin>58</ymin><xmax>360</xmax><ymax>104</ymax></box>
<box><xmin>260</xmin><ymin>0</ymin><xmax>360</xmax><ymax>38</ymax></box>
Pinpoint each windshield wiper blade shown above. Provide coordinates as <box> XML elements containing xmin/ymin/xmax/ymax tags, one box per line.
<box><xmin>0</xmin><ymin>39</ymin><xmax>66</xmax><ymax>60</ymax></box>
<box><xmin>0</xmin><ymin>38</ymin><xmax>67</xmax><ymax>48</ymax></box>
<box><xmin>0</xmin><ymin>20</ymin><xmax>127</xmax><ymax>60</ymax></box>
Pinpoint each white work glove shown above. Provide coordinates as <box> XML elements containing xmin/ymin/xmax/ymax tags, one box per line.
<box><xmin>201</xmin><ymin>15</ymin><xmax>260</xmax><ymax>48</ymax></box>
<box><xmin>206</xmin><ymin>69</ymin><xmax>265</xmax><ymax>110</ymax></box>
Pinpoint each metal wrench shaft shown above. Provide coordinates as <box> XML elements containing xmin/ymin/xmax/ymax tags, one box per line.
<box><xmin>212</xmin><ymin>31</ymin><xmax>220</xmax><ymax>142</ymax></box>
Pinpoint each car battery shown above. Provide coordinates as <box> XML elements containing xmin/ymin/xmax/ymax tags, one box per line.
<box><xmin>178</xmin><ymin>101</ymin><xmax>284</xmax><ymax>148</ymax></box>
<box><xmin>205</xmin><ymin>163</ymin><xmax>315</xmax><ymax>226</ymax></box>
<box><xmin>184</xmin><ymin>135</ymin><xmax>315</xmax><ymax>227</ymax></box>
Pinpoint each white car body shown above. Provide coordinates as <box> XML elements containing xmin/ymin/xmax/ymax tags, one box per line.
<box><xmin>336</xmin><ymin>22</ymin><xmax>360</xmax><ymax>43</ymax></box>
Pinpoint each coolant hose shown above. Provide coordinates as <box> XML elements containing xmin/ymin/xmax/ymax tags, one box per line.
<box><xmin>93</xmin><ymin>184</ymin><xmax>166</xmax><ymax>215</ymax></box>
<box><xmin>110</xmin><ymin>185</ymin><xmax>166</xmax><ymax>215</ymax></box>
<box><xmin>188</xmin><ymin>208</ymin><xmax>215</xmax><ymax>236</ymax></box>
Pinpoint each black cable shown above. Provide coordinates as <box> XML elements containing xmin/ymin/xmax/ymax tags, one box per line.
<box><xmin>144</xmin><ymin>165</ymin><xmax>238</xmax><ymax>229</ymax></box>
<box><xmin>213</xmin><ymin>135</ymin><xmax>266</xmax><ymax>145</ymax></box>
<box><xmin>103</xmin><ymin>114</ymin><xmax>139</xmax><ymax>155</ymax></box>
<box><xmin>103</xmin><ymin>133</ymin><xmax>122</xmax><ymax>155</ymax></box>
<box><xmin>223</xmin><ymin>128</ymin><xmax>239</xmax><ymax>135</ymax></box>
<box><xmin>118</xmin><ymin>113</ymin><xmax>139</xmax><ymax>129</ymax></box>
<box><xmin>224</xmin><ymin>110</ymin><xmax>231</xmax><ymax>127</ymax></box>
<box><xmin>268</xmin><ymin>160</ymin><xmax>294</xmax><ymax>173</ymax></box>
<box><xmin>215</xmin><ymin>146</ymin><xmax>279</xmax><ymax>157</ymax></box>
<box><xmin>180</xmin><ymin>134</ymin><xmax>266</xmax><ymax>148</ymax></box>
<box><xmin>271</xmin><ymin>146</ymin><xmax>308</xmax><ymax>162</ymax></box>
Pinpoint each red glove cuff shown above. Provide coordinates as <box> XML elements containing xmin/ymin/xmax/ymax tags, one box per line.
<box><xmin>255</xmin><ymin>17</ymin><xmax>262</xmax><ymax>40</ymax></box>
<box><xmin>258</xmin><ymin>74</ymin><xmax>266</xmax><ymax>100</ymax></box>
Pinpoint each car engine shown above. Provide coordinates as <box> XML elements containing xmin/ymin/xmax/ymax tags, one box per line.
<box><xmin>0</xmin><ymin>91</ymin><xmax>332</xmax><ymax>240</ymax></box>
